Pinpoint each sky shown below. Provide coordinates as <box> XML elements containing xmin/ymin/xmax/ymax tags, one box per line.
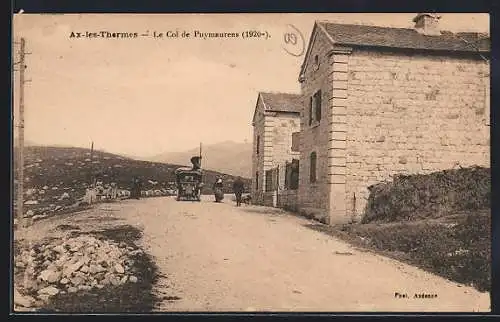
<box><xmin>12</xmin><ymin>13</ymin><xmax>489</xmax><ymax>157</ymax></box>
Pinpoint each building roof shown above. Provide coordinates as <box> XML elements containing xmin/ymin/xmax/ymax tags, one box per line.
<box><xmin>259</xmin><ymin>92</ymin><xmax>302</xmax><ymax>113</ymax></box>
<box><xmin>318</xmin><ymin>22</ymin><xmax>490</xmax><ymax>53</ymax></box>
<box><xmin>251</xmin><ymin>92</ymin><xmax>301</xmax><ymax>125</ymax></box>
<box><xmin>299</xmin><ymin>21</ymin><xmax>490</xmax><ymax>81</ymax></box>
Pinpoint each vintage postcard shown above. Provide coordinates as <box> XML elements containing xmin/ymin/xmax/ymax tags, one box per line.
<box><xmin>12</xmin><ymin>13</ymin><xmax>490</xmax><ymax>313</ymax></box>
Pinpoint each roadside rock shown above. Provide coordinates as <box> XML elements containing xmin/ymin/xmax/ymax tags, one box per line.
<box><xmin>15</xmin><ymin>261</ymin><xmax>26</xmax><ymax>268</ymax></box>
<box><xmin>38</xmin><ymin>286</ymin><xmax>60</xmax><ymax>296</ymax></box>
<box><xmin>39</xmin><ymin>268</ymin><xmax>61</xmax><ymax>283</ymax></box>
<box><xmin>16</xmin><ymin>234</ymin><xmax>143</xmax><ymax>300</ymax></box>
<box><xmin>114</xmin><ymin>263</ymin><xmax>125</xmax><ymax>274</ymax></box>
<box><xmin>14</xmin><ymin>288</ymin><xmax>35</xmax><ymax>308</ymax></box>
<box><xmin>67</xmin><ymin>286</ymin><xmax>78</xmax><ymax>293</ymax></box>
<box><xmin>24</xmin><ymin>210</ymin><xmax>35</xmax><ymax>217</ymax></box>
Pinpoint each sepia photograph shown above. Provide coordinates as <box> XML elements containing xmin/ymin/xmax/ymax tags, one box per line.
<box><xmin>12</xmin><ymin>13</ymin><xmax>491</xmax><ymax>313</ymax></box>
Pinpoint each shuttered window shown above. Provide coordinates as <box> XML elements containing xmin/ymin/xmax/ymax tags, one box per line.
<box><xmin>314</xmin><ymin>90</ymin><xmax>322</xmax><ymax>123</ymax></box>
<box><xmin>310</xmin><ymin>152</ymin><xmax>317</xmax><ymax>183</ymax></box>
<box><xmin>308</xmin><ymin>97</ymin><xmax>313</xmax><ymax>126</ymax></box>
<box><xmin>291</xmin><ymin>132</ymin><xmax>300</xmax><ymax>152</ymax></box>
<box><xmin>309</xmin><ymin>90</ymin><xmax>322</xmax><ymax>126</ymax></box>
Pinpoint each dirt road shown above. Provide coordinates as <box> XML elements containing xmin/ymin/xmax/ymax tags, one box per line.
<box><xmin>16</xmin><ymin>195</ymin><xmax>490</xmax><ymax>312</ymax></box>
<box><xmin>104</xmin><ymin>195</ymin><xmax>489</xmax><ymax>312</ymax></box>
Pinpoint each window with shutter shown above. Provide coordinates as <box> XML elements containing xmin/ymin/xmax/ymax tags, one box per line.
<box><xmin>308</xmin><ymin>97</ymin><xmax>313</xmax><ymax>126</ymax></box>
<box><xmin>291</xmin><ymin>132</ymin><xmax>300</xmax><ymax>152</ymax></box>
<box><xmin>291</xmin><ymin>159</ymin><xmax>299</xmax><ymax>190</ymax></box>
<box><xmin>315</xmin><ymin>90</ymin><xmax>322</xmax><ymax>122</ymax></box>
<box><xmin>309</xmin><ymin>90</ymin><xmax>322</xmax><ymax>126</ymax></box>
<box><xmin>310</xmin><ymin>152</ymin><xmax>317</xmax><ymax>183</ymax></box>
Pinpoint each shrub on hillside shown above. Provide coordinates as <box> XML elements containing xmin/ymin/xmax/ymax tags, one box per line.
<box><xmin>362</xmin><ymin>166</ymin><xmax>490</xmax><ymax>224</ymax></box>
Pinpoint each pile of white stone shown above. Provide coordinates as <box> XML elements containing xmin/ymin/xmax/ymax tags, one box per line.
<box><xmin>15</xmin><ymin>235</ymin><xmax>142</xmax><ymax>304</ymax></box>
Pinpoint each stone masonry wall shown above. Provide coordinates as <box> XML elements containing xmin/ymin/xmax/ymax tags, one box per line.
<box><xmin>345</xmin><ymin>49</ymin><xmax>490</xmax><ymax>220</ymax></box>
<box><xmin>252</xmin><ymin>97</ymin><xmax>300</xmax><ymax>206</ymax></box>
<box><xmin>261</xmin><ymin>113</ymin><xmax>300</xmax><ymax>207</ymax></box>
<box><xmin>271</xmin><ymin>114</ymin><xmax>300</xmax><ymax>189</ymax></box>
<box><xmin>251</xmin><ymin>96</ymin><xmax>267</xmax><ymax>205</ymax></box>
<box><xmin>298</xmin><ymin>27</ymin><xmax>336</xmax><ymax>223</ymax></box>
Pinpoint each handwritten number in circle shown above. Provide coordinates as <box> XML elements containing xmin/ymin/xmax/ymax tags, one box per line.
<box><xmin>282</xmin><ymin>24</ymin><xmax>305</xmax><ymax>57</ymax></box>
<box><xmin>284</xmin><ymin>33</ymin><xmax>297</xmax><ymax>45</ymax></box>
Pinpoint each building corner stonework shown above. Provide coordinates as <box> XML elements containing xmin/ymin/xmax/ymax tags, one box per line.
<box><xmin>327</xmin><ymin>47</ymin><xmax>352</xmax><ymax>225</ymax></box>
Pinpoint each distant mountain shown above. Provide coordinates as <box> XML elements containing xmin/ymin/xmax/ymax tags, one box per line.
<box><xmin>149</xmin><ymin>141</ymin><xmax>253</xmax><ymax>178</ymax></box>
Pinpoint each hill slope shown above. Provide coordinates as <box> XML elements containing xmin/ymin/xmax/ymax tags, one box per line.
<box><xmin>15</xmin><ymin>146</ymin><xmax>251</xmax><ymax>217</ymax></box>
<box><xmin>149</xmin><ymin>141</ymin><xmax>253</xmax><ymax>178</ymax></box>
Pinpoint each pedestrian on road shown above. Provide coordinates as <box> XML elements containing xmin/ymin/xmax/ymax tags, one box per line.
<box><xmin>132</xmin><ymin>177</ymin><xmax>141</xmax><ymax>200</ymax></box>
<box><xmin>232</xmin><ymin>177</ymin><xmax>245</xmax><ymax>207</ymax></box>
<box><xmin>213</xmin><ymin>177</ymin><xmax>224</xmax><ymax>202</ymax></box>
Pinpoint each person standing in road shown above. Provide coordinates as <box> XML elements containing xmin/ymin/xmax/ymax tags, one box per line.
<box><xmin>213</xmin><ymin>177</ymin><xmax>224</xmax><ymax>202</ymax></box>
<box><xmin>131</xmin><ymin>177</ymin><xmax>141</xmax><ymax>200</ymax></box>
<box><xmin>232</xmin><ymin>177</ymin><xmax>245</xmax><ymax>207</ymax></box>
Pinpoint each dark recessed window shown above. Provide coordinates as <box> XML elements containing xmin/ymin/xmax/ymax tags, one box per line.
<box><xmin>291</xmin><ymin>132</ymin><xmax>300</xmax><ymax>152</ymax></box>
<box><xmin>309</xmin><ymin>90</ymin><xmax>322</xmax><ymax>126</ymax></box>
<box><xmin>314</xmin><ymin>90</ymin><xmax>322</xmax><ymax>123</ymax></box>
<box><xmin>310</xmin><ymin>152</ymin><xmax>317</xmax><ymax>183</ymax></box>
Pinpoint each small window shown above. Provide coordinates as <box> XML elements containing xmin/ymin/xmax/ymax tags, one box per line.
<box><xmin>308</xmin><ymin>97</ymin><xmax>313</xmax><ymax>126</ymax></box>
<box><xmin>291</xmin><ymin>132</ymin><xmax>300</xmax><ymax>152</ymax></box>
<box><xmin>310</xmin><ymin>152</ymin><xmax>317</xmax><ymax>183</ymax></box>
<box><xmin>314</xmin><ymin>90</ymin><xmax>322</xmax><ymax>123</ymax></box>
<box><xmin>256</xmin><ymin>135</ymin><xmax>260</xmax><ymax>154</ymax></box>
<box><xmin>309</xmin><ymin>90</ymin><xmax>322</xmax><ymax>126</ymax></box>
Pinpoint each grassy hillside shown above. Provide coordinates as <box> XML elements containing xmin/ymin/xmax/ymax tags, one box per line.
<box><xmin>15</xmin><ymin>146</ymin><xmax>251</xmax><ymax>219</ymax></box>
<box><xmin>149</xmin><ymin>141</ymin><xmax>252</xmax><ymax>178</ymax></box>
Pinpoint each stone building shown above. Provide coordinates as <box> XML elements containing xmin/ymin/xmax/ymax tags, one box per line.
<box><xmin>251</xmin><ymin>92</ymin><xmax>302</xmax><ymax>207</ymax></box>
<box><xmin>295</xmin><ymin>14</ymin><xmax>490</xmax><ymax>224</ymax></box>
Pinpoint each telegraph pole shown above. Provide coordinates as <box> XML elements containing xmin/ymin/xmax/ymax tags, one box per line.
<box><xmin>13</xmin><ymin>37</ymin><xmax>33</xmax><ymax>294</ymax></box>
<box><xmin>16</xmin><ymin>38</ymin><xmax>26</xmax><ymax>228</ymax></box>
<box><xmin>199</xmin><ymin>142</ymin><xmax>202</xmax><ymax>169</ymax></box>
<box><xmin>90</xmin><ymin>140</ymin><xmax>94</xmax><ymax>187</ymax></box>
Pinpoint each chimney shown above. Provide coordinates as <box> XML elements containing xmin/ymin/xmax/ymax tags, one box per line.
<box><xmin>413</xmin><ymin>13</ymin><xmax>441</xmax><ymax>36</ymax></box>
